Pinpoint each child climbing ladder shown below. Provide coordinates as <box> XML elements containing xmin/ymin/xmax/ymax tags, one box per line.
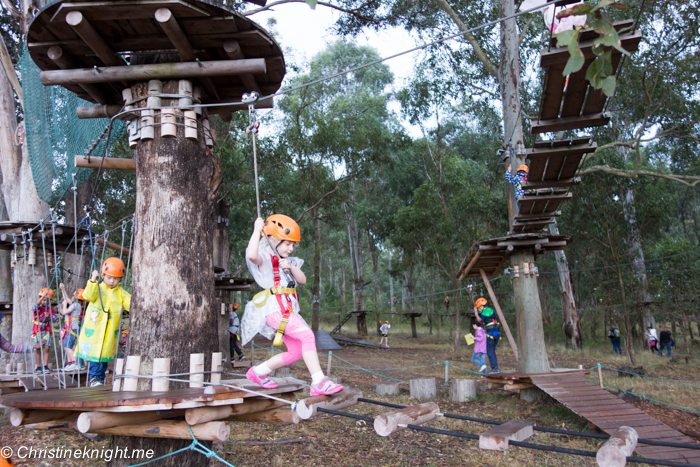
<box><xmin>241</xmin><ymin>215</ymin><xmax>343</xmax><ymax>395</ymax></box>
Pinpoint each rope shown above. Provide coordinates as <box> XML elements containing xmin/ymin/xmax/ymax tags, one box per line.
<box><xmin>596</xmin><ymin>365</ymin><xmax>700</xmax><ymax>390</ymax></box>
<box><xmin>126</xmin><ymin>424</ymin><xmax>234</xmax><ymax>467</ymax></box>
<box><xmin>447</xmin><ymin>362</ymin><xmax>484</xmax><ymax>375</ymax></box>
<box><xmin>328</xmin><ymin>354</ymin><xmax>409</xmax><ymax>383</ymax></box>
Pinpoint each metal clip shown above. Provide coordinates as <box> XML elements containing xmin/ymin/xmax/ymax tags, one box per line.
<box><xmin>145</xmin><ymin>427</ymin><xmax>160</xmax><ymax>434</ymax></box>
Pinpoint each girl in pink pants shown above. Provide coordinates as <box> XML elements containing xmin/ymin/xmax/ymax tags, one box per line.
<box><xmin>240</xmin><ymin>215</ymin><xmax>343</xmax><ymax>396</ymax></box>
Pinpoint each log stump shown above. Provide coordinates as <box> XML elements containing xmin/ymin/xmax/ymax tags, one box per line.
<box><xmin>596</xmin><ymin>426</ymin><xmax>638</xmax><ymax>467</ymax></box>
<box><xmin>376</xmin><ymin>383</ymin><xmax>400</xmax><ymax>396</ymax></box>
<box><xmin>410</xmin><ymin>378</ymin><xmax>436</xmax><ymax>399</ymax></box>
<box><xmin>450</xmin><ymin>379</ymin><xmax>476</xmax><ymax>402</ymax></box>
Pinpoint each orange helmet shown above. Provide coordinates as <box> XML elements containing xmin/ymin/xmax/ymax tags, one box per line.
<box><xmin>262</xmin><ymin>214</ymin><xmax>301</xmax><ymax>242</ymax></box>
<box><xmin>233</xmin><ymin>303</ymin><xmax>239</xmax><ymax>310</ymax></box>
<box><xmin>74</xmin><ymin>289</ymin><xmax>85</xmax><ymax>300</ymax></box>
<box><xmin>122</xmin><ymin>330</ymin><xmax>129</xmax><ymax>334</ymax></box>
<box><xmin>446</xmin><ymin>296</ymin><xmax>449</xmax><ymax>299</ymax></box>
<box><xmin>517</xmin><ymin>165</ymin><xmax>529</xmax><ymax>174</ymax></box>
<box><xmin>475</xmin><ymin>297</ymin><xmax>488</xmax><ymax>308</ymax></box>
<box><xmin>102</xmin><ymin>257</ymin><xmax>126</xmax><ymax>278</ymax></box>
<box><xmin>385</xmin><ymin>321</ymin><xmax>389</xmax><ymax>324</ymax></box>
<box><xmin>39</xmin><ymin>288</ymin><xmax>55</xmax><ymax>299</ymax></box>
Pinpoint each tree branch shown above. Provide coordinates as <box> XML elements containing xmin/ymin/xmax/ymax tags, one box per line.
<box><xmin>296</xmin><ymin>174</ymin><xmax>354</xmax><ymax>223</ymax></box>
<box><xmin>578</xmin><ymin>165</ymin><xmax>700</xmax><ymax>187</ymax></box>
<box><xmin>244</xmin><ymin>0</ymin><xmax>381</xmax><ymax>25</ymax></box>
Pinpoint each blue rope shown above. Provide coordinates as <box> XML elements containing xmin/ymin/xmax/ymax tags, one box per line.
<box><xmin>583</xmin><ymin>375</ymin><xmax>700</xmax><ymax>415</ymax></box>
<box><xmin>447</xmin><ymin>363</ymin><xmax>483</xmax><ymax>375</ymax></box>
<box><xmin>330</xmin><ymin>354</ymin><xmax>409</xmax><ymax>383</ymax></box>
<box><xmin>596</xmin><ymin>364</ymin><xmax>700</xmax><ymax>390</ymax></box>
<box><xmin>127</xmin><ymin>424</ymin><xmax>235</xmax><ymax>467</ymax></box>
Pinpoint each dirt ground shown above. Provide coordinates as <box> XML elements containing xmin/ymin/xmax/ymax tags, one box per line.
<box><xmin>1</xmin><ymin>334</ymin><xmax>699</xmax><ymax>466</ymax></box>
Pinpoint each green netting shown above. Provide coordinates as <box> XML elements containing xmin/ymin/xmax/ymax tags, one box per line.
<box><xmin>19</xmin><ymin>45</ymin><xmax>126</xmax><ymax>206</ymax></box>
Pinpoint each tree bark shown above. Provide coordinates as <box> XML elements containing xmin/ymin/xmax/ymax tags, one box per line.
<box><xmin>110</xmin><ymin>80</ymin><xmax>221</xmax><ymax>466</ymax></box>
<box><xmin>345</xmin><ymin>204</ymin><xmax>366</xmax><ymax>335</ymax></box>
<box><xmin>405</xmin><ymin>256</ymin><xmax>416</xmax><ymax>338</ymax></box>
<box><xmin>548</xmin><ymin>222</ymin><xmax>582</xmax><ymax>349</ymax></box>
<box><xmin>62</xmin><ymin>180</ymin><xmax>93</xmax><ymax>294</ymax></box>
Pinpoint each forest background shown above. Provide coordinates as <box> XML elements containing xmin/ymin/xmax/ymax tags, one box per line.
<box><xmin>1</xmin><ymin>0</ymin><xmax>699</xmax><ymax>364</ymax></box>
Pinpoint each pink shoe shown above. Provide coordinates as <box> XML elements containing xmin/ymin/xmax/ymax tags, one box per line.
<box><xmin>310</xmin><ymin>377</ymin><xmax>344</xmax><ymax>396</ymax></box>
<box><xmin>246</xmin><ymin>367</ymin><xmax>278</xmax><ymax>389</ymax></box>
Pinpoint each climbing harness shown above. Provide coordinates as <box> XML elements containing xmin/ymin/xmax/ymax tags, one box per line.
<box><xmin>271</xmin><ymin>256</ymin><xmax>295</xmax><ymax>347</ymax></box>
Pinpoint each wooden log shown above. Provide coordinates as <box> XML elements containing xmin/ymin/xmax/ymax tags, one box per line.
<box><xmin>376</xmin><ymin>383</ymin><xmax>400</xmax><ymax>396</ymax></box>
<box><xmin>96</xmin><ymin>237</ymin><xmax>131</xmax><ymax>256</ymax></box>
<box><xmin>296</xmin><ymin>386</ymin><xmax>362</xmax><ymax>420</ymax></box>
<box><xmin>458</xmin><ymin>250</ymin><xmax>482</xmax><ymax>281</ymax></box>
<box><xmin>374</xmin><ymin>402</ymin><xmax>440</xmax><ymax>437</ymax></box>
<box><xmin>479</xmin><ymin>419</ymin><xmax>536</xmax><ymax>451</ymax></box>
<box><xmin>94</xmin><ymin>420</ymin><xmax>229</xmax><ymax>441</ymax></box>
<box><xmin>75</xmin><ymin>155</ymin><xmax>135</xmax><ymax>171</ymax></box>
<box><xmin>211</xmin><ymin>352</ymin><xmax>222</xmax><ymax>385</ymax></box>
<box><xmin>598</xmin><ymin>363</ymin><xmax>604</xmax><ymax>389</ymax></box>
<box><xmin>76</xmin><ymin>105</ymin><xmax>123</xmax><ymax>120</ymax></box>
<box><xmin>152</xmin><ymin>358</ymin><xmax>171</xmax><ymax>392</ymax></box>
<box><xmin>596</xmin><ymin>426</ymin><xmax>638</xmax><ymax>467</ymax></box>
<box><xmin>449</xmin><ymin>379</ymin><xmax>476</xmax><ymax>402</ymax></box>
<box><xmin>480</xmin><ymin>268</ymin><xmax>519</xmax><ymax>361</ymax></box>
<box><xmin>409</xmin><ymin>377</ymin><xmax>436</xmax><ymax>399</ymax></box>
<box><xmin>223</xmin><ymin>39</ymin><xmax>260</xmax><ymax>93</ymax></box>
<box><xmin>122</xmin><ymin>355</ymin><xmax>141</xmax><ymax>392</ymax></box>
<box><xmin>47</xmin><ymin>45</ymin><xmax>110</xmax><ymax>104</ymax></box>
<box><xmin>65</xmin><ymin>11</ymin><xmax>122</xmax><ymax>67</ymax></box>
<box><xmin>40</xmin><ymin>59</ymin><xmax>267</xmax><ymax>86</ymax></box>
<box><xmin>10</xmin><ymin>409</ymin><xmax>73</xmax><ymax>427</ymax></box>
<box><xmin>77</xmin><ymin>409</ymin><xmax>185</xmax><ymax>433</ymax></box>
<box><xmin>186</xmin><ymin>395</ymin><xmax>292</xmax><ymax>425</ymax></box>
<box><xmin>190</xmin><ymin>353</ymin><xmax>204</xmax><ymax>388</ymax></box>
<box><xmin>155</xmin><ymin>8</ymin><xmax>195</xmax><ymax>61</ymax></box>
<box><xmin>227</xmin><ymin>406</ymin><xmax>300</xmax><ymax>424</ymax></box>
<box><xmin>326</xmin><ymin>351</ymin><xmax>333</xmax><ymax>376</ymax></box>
<box><xmin>112</xmin><ymin>358</ymin><xmax>124</xmax><ymax>392</ymax></box>
<box><xmin>24</xmin><ymin>412</ymin><xmax>80</xmax><ymax>432</ymax></box>
<box><xmin>503</xmin><ymin>383</ymin><xmax>534</xmax><ymax>390</ymax></box>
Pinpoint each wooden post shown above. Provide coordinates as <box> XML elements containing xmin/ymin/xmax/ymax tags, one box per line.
<box><xmin>479</xmin><ymin>419</ymin><xmax>535</xmax><ymax>451</ymax></box>
<box><xmin>227</xmin><ymin>407</ymin><xmax>300</xmax><ymax>424</ymax></box>
<box><xmin>122</xmin><ymin>356</ymin><xmax>140</xmax><ymax>392</ymax></box>
<box><xmin>186</xmin><ymin>394</ymin><xmax>293</xmax><ymax>425</ymax></box>
<box><xmin>251</xmin><ymin>341</ymin><xmax>255</xmax><ymax>363</ymax></box>
<box><xmin>65</xmin><ymin>11</ymin><xmax>122</xmax><ymax>67</ymax></box>
<box><xmin>47</xmin><ymin>45</ymin><xmax>109</xmax><ymax>104</ymax></box>
<box><xmin>409</xmin><ymin>378</ymin><xmax>436</xmax><ymax>399</ymax></box>
<box><xmin>94</xmin><ymin>420</ymin><xmax>230</xmax><ymax>441</ymax></box>
<box><xmin>75</xmin><ymin>156</ymin><xmax>135</xmax><ymax>171</ymax></box>
<box><xmin>190</xmin><ymin>353</ymin><xmax>205</xmax><ymax>388</ymax></box>
<box><xmin>76</xmin><ymin>104</ymin><xmax>123</xmax><ymax>119</ymax></box>
<box><xmin>112</xmin><ymin>358</ymin><xmax>125</xmax><ymax>391</ymax></box>
<box><xmin>480</xmin><ymin>268</ymin><xmax>519</xmax><ymax>361</ymax></box>
<box><xmin>596</xmin><ymin>426</ymin><xmax>638</xmax><ymax>467</ymax></box>
<box><xmin>10</xmin><ymin>409</ymin><xmax>73</xmax><ymax>427</ymax></box>
<box><xmin>296</xmin><ymin>387</ymin><xmax>362</xmax><ymax>420</ymax></box>
<box><xmin>450</xmin><ymin>379</ymin><xmax>477</xmax><ymax>402</ymax></box>
<box><xmin>211</xmin><ymin>352</ymin><xmax>222</xmax><ymax>385</ymax></box>
<box><xmin>155</xmin><ymin>8</ymin><xmax>195</xmax><ymax>61</ymax></box>
<box><xmin>78</xmin><ymin>410</ymin><xmax>186</xmax><ymax>433</ymax></box>
<box><xmin>598</xmin><ymin>363</ymin><xmax>604</xmax><ymax>389</ymax></box>
<box><xmin>374</xmin><ymin>402</ymin><xmax>440</xmax><ymax>437</ymax></box>
<box><xmin>326</xmin><ymin>351</ymin><xmax>333</xmax><ymax>376</ymax></box>
<box><xmin>152</xmin><ymin>357</ymin><xmax>171</xmax><ymax>392</ymax></box>
<box><xmin>376</xmin><ymin>383</ymin><xmax>400</xmax><ymax>396</ymax></box>
<box><xmin>444</xmin><ymin>361</ymin><xmax>449</xmax><ymax>384</ymax></box>
<box><xmin>458</xmin><ymin>250</ymin><xmax>483</xmax><ymax>280</ymax></box>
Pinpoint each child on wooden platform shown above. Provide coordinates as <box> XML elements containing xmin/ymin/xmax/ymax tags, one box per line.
<box><xmin>504</xmin><ymin>164</ymin><xmax>530</xmax><ymax>209</ymax></box>
<box><xmin>380</xmin><ymin>321</ymin><xmax>390</xmax><ymax>348</ymax></box>
<box><xmin>59</xmin><ymin>283</ymin><xmax>84</xmax><ymax>371</ymax></box>
<box><xmin>76</xmin><ymin>257</ymin><xmax>131</xmax><ymax>387</ymax></box>
<box><xmin>0</xmin><ymin>313</ymin><xmax>32</xmax><ymax>354</ymax></box>
<box><xmin>471</xmin><ymin>322</ymin><xmax>487</xmax><ymax>373</ymax></box>
<box><xmin>32</xmin><ymin>288</ymin><xmax>57</xmax><ymax>373</ymax></box>
<box><xmin>474</xmin><ymin>297</ymin><xmax>501</xmax><ymax>374</ymax></box>
<box><xmin>241</xmin><ymin>215</ymin><xmax>343</xmax><ymax>396</ymax></box>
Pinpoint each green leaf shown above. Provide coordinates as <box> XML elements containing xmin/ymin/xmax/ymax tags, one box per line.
<box><xmin>591</xmin><ymin>0</ymin><xmax>614</xmax><ymax>13</ymax></box>
<box><xmin>609</xmin><ymin>2</ymin><xmax>626</xmax><ymax>10</ymax></box>
<box><xmin>601</xmin><ymin>76</ymin><xmax>616</xmax><ymax>96</ymax></box>
<box><xmin>601</xmin><ymin>50</ymin><xmax>613</xmax><ymax>75</ymax></box>
<box><xmin>563</xmin><ymin>45</ymin><xmax>585</xmax><ymax>76</ymax></box>
<box><xmin>305</xmin><ymin>0</ymin><xmax>318</xmax><ymax>9</ymax></box>
<box><xmin>556</xmin><ymin>4</ymin><xmax>593</xmax><ymax>18</ymax></box>
<box><xmin>585</xmin><ymin>58</ymin><xmax>603</xmax><ymax>84</ymax></box>
<box><xmin>555</xmin><ymin>30</ymin><xmax>578</xmax><ymax>48</ymax></box>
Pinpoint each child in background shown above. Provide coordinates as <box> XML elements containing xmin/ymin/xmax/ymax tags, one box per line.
<box><xmin>471</xmin><ymin>322</ymin><xmax>487</xmax><ymax>373</ymax></box>
<box><xmin>504</xmin><ymin>165</ymin><xmax>530</xmax><ymax>209</ymax></box>
<box><xmin>474</xmin><ymin>297</ymin><xmax>501</xmax><ymax>374</ymax></box>
<box><xmin>380</xmin><ymin>321</ymin><xmax>390</xmax><ymax>348</ymax></box>
<box><xmin>229</xmin><ymin>304</ymin><xmax>244</xmax><ymax>362</ymax></box>
<box><xmin>77</xmin><ymin>257</ymin><xmax>131</xmax><ymax>387</ymax></box>
<box><xmin>59</xmin><ymin>283</ymin><xmax>83</xmax><ymax>371</ymax></box>
<box><xmin>32</xmin><ymin>288</ymin><xmax>57</xmax><ymax>373</ymax></box>
<box><xmin>241</xmin><ymin>215</ymin><xmax>343</xmax><ymax>396</ymax></box>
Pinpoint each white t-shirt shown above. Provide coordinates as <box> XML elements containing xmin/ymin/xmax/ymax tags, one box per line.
<box><xmin>380</xmin><ymin>323</ymin><xmax>390</xmax><ymax>333</ymax></box>
<box><xmin>66</xmin><ymin>302</ymin><xmax>82</xmax><ymax>330</ymax></box>
<box><xmin>648</xmin><ymin>328</ymin><xmax>658</xmax><ymax>340</ymax></box>
<box><xmin>229</xmin><ymin>312</ymin><xmax>240</xmax><ymax>334</ymax></box>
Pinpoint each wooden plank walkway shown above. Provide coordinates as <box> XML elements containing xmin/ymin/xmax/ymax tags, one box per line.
<box><xmin>531</xmin><ymin>373</ymin><xmax>700</xmax><ymax>463</ymax></box>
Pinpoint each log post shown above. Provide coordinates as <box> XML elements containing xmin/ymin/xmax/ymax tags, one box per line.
<box><xmin>376</xmin><ymin>383</ymin><xmax>400</xmax><ymax>396</ymax></box>
<box><xmin>95</xmin><ymin>420</ymin><xmax>230</xmax><ymax>441</ymax></box>
<box><xmin>186</xmin><ymin>394</ymin><xmax>294</xmax><ymax>425</ymax></box>
<box><xmin>112</xmin><ymin>358</ymin><xmax>124</xmax><ymax>392</ymax></box>
<box><xmin>211</xmin><ymin>352</ymin><xmax>222</xmax><ymax>385</ymax></box>
<box><xmin>480</xmin><ymin>268</ymin><xmax>519</xmax><ymax>361</ymax></box>
<box><xmin>449</xmin><ymin>379</ymin><xmax>477</xmax><ymax>402</ymax></box>
<box><xmin>596</xmin><ymin>426</ymin><xmax>638</xmax><ymax>467</ymax></box>
<box><xmin>296</xmin><ymin>387</ymin><xmax>362</xmax><ymax>420</ymax></box>
<box><xmin>374</xmin><ymin>402</ymin><xmax>440</xmax><ymax>437</ymax></box>
<box><xmin>122</xmin><ymin>355</ymin><xmax>141</xmax><ymax>391</ymax></box>
<box><xmin>77</xmin><ymin>410</ymin><xmax>186</xmax><ymax>433</ymax></box>
<box><xmin>326</xmin><ymin>351</ymin><xmax>333</xmax><ymax>376</ymax></box>
<box><xmin>598</xmin><ymin>363</ymin><xmax>604</xmax><ymax>389</ymax></box>
<box><xmin>479</xmin><ymin>419</ymin><xmax>536</xmax><ymax>451</ymax></box>
<box><xmin>10</xmin><ymin>409</ymin><xmax>73</xmax><ymax>427</ymax></box>
<box><xmin>227</xmin><ymin>406</ymin><xmax>300</xmax><ymax>424</ymax></box>
<box><xmin>47</xmin><ymin>45</ymin><xmax>110</xmax><ymax>104</ymax></box>
<box><xmin>24</xmin><ymin>413</ymin><xmax>80</xmax><ymax>432</ymax></box>
<box><xmin>409</xmin><ymin>378</ymin><xmax>436</xmax><ymax>399</ymax></box>
<box><xmin>152</xmin><ymin>357</ymin><xmax>171</xmax><ymax>392</ymax></box>
<box><xmin>189</xmin><ymin>353</ymin><xmax>205</xmax><ymax>388</ymax></box>
<box><xmin>75</xmin><ymin>156</ymin><xmax>135</xmax><ymax>171</ymax></box>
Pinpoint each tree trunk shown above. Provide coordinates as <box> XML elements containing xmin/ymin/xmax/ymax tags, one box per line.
<box><xmin>345</xmin><ymin>205</ymin><xmax>366</xmax><ymax>335</ymax></box>
<box><xmin>0</xmin><ymin>190</ymin><xmax>11</xmax><ymax>370</ymax></box>
<box><xmin>405</xmin><ymin>257</ymin><xmax>416</xmax><ymax>338</ymax></box>
<box><xmin>609</xmin><ymin>229</ymin><xmax>636</xmax><ymax>366</ymax></box>
<box><xmin>369</xmin><ymin>236</ymin><xmax>380</xmax><ymax>337</ymax></box>
<box><xmin>549</xmin><ymin>222</ymin><xmax>582</xmax><ymax>349</ymax></box>
<box><xmin>622</xmin><ymin>187</ymin><xmax>655</xmax><ymax>346</ymax></box>
<box><xmin>497</xmin><ymin>0</ymin><xmax>549</xmax><ymax>394</ymax></box>
<box><xmin>311</xmin><ymin>212</ymin><xmax>321</xmax><ymax>331</ymax></box>
<box><xmin>452</xmin><ymin>280</ymin><xmax>461</xmax><ymax>355</ymax></box>
<box><xmin>110</xmin><ymin>79</ymin><xmax>221</xmax><ymax>466</ymax></box>
<box><xmin>62</xmin><ymin>180</ymin><xmax>93</xmax><ymax>294</ymax></box>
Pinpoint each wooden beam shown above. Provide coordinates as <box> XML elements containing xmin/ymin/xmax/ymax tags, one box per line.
<box><xmin>155</xmin><ymin>8</ymin><xmax>195</xmax><ymax>61</ymax></box>
<box><xmin>40</xmin><ymin>59</ymin><xmax>267</xmax><ymax>86</ymax></box>
<box><xmin>10</xmin><ymin>409</ymin><xmax>73</xmax><ymax>426</ymax></box>
<box><xmin>24</xmin><ymin>412</ymin><xmax>79</xmax><ymax>431</ymax></box>
<box><xmin>522</xmin><ymin>178</ymin><xmax>580</xmax><ymax>190</ymax></box>
<box><xmin>65</xmin><ymin>11</ymin><xmax>123</xmax><ymax>67</ymax></box>
<box><xmin>296</xmin><ymin>387</ymin><xmax>362</xmax><ymax>420</ymax></box>
<box><xmin>186</xmin><ymin>395</ymin><xmax>293</xmax><ymax>425</ymax></box>
<box><xmin>226</xmin><ymin>406</ymin><xmax>300</xmax><ymax>424</ymax></box>
<box><xmin>517</xmin><ymin>193</ymin><xmax>573</xmax><ymax>203</ymax></box>
<box><xmin>531</xmin><ymin>112</ymin><xmax>610</xmax><ymax>134</ymax></box>
<box><xmin>77</xmin><ymin>409</ymin><xmax>186</xmax><ymax>433</ymax></box>
<box><xmin>223</xmin><ymin>39</ymin><xmax>260</xmax><ymax>93</ymax></box>
<box><xmin>491</xmin><ymin>256</ymin><xmax>507</xmax><ymax>279</ymax></box>
<box><xmin>96</xmin><ymin>237</ymin><xmax>132</xmax><ymax>256</ymax></box>
<box><xmin>457</xmin><ymin>250</ymin><xmax>482</xmax><ymax>281</ymax></box>
<box><xmin>76</xmin><ymin>104</ymin><xmax>123</xmax><ymax>119</ymax></box>
<box><xmin>47</xmin><ymin>46</ymin><xmax>111</xmax><ymax>104</ymax></box>
<box><xmin>526</xmin><ymin>142</ymin><xmax>597</xmax><ymax>159</ymax></box>
<box><xmin>75</xmin><ymin>155</ymin><xmax>135</xmax><ymax>171</ymax></box>
<box><xmin>374</xmin><ymin>402</ymin><xmax>439</xmax><ymax>437</ymax></box>
<box><xmin>94</xmin><ymin>420</ymin><xmax>230</xmax><ymax>441</ymax></box>
<box><xmin>0</xmin><ymin>34</ymin><xmax>22</xmax><ymax>106</ymax></box>
<box><xmin>480</xmin><ymin>268</ymin><xmax>519</xmax><ymax>362</ymax></box>
<box><xmin>515</xmin><ymin>211</ymin><xmax>561</xmax><ymax>220</ymax></box>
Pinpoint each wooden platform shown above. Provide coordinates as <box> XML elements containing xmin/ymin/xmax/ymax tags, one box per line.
<box><xmin>531</xmin><ymin>20</ymin><xmax>642</xmax><ymax>134</ymax></box>
<box><xmin>332</xmin><ymin>335</ymin><xmax>383</xmax><ymax>349</ymax></box>
<box><xmin>0</xmin><ymin>221</ymin><xmax>89</xmax><ymax>252</ymax></box>
<box><xmin>313</xmin><ymin>329</ymin><xmax>342</xmax><ymax>351</ymax></box>
<box><xmin>530</xmin><ymin>373</ymin><xmax>700</xmax><ymax>463</ymax></box>
<box><xmin>522</xmin><ymin>138</ymin><xmax>594</xmax><ymax>190</ymax></box>
<box><xmin>26</xmin><ymin>0</ymin><xmax>285</xmax><ymax>117</ymax></box>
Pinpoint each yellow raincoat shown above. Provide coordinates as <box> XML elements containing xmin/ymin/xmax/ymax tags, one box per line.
<box><xmin>76</xmin><ymin>280</ymin><xmax>131</xmax><ymax>363</ymax></box>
